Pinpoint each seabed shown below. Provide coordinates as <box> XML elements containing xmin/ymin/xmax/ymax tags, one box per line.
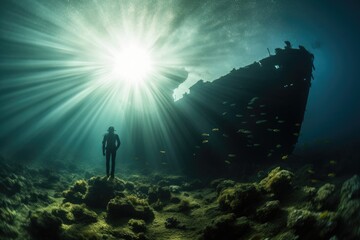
<box><xmin>1</xmin><ymin>147</ymin><xmax>360</xmax><ymax>240</ymax></box>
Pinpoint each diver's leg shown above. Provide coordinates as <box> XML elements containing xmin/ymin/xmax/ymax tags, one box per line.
<box><xmin>111</xmin><ymin>151</ymin><xmax>116</xmax><ymax>178</ymax></box>
<box><xmin>106</xmin><ymin>151</ymin><xmax>110</xmax><ymax>177</ymax></box>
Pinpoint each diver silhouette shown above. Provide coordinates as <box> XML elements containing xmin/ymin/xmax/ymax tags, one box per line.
<box><xmin>102</xmin><ymin>126</ymin><xmax>121</xmax><ymax>179</ymax></box>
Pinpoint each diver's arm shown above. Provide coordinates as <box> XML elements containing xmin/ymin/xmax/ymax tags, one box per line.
<box><xmin>116</xmin><ymin>135</ymin><xmax>121</xmax><ymax>150</ymax></box>
<box><xmin>102</xmin><ymin>135</ymin><xmax>106</xmax><ymax>155</ymax></box>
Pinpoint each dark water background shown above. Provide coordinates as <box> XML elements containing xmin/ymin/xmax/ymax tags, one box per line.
<box><xmin>0</xmin><ymin>0</ymin><xmax>359</xmax><ymax>173</ymax></box>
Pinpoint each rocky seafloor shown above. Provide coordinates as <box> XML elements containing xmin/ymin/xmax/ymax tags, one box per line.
<box><xmin>1</xmin><ymin>157</ymin><xmax>360</xmax><ymax>240</ymax></box>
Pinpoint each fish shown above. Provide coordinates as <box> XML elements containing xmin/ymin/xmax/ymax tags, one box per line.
<box><xmin>195</xmin><ymin>145</ymin><xmax>200</xmax><ymax>149</ymax></box>
<box><xmin>212</xmin><ymin>128</ymin><xmax>219</xmax><ymax>132</ymax></box>
<box><xmin>276</xmin><ymin>144</ymin><xmax>282</xmax><ymax>148</ymax></box>
<box><xmin>248</xmin><ymin>97</ymin><xmax>259</xmax><ymax>105</ymax></box>
<box><xmin>329</xmin><ymin>160</ymin><xmax>337</xmax><ymax>165</ymax></box>
<box><xmin>310</xmin><ymin>179</ymin><xmax>319</xmax><ymax>183</ymax></box>
<box><xmin>235</xmin><ymin>114</ymin><xmax>243</xmax><ymax>117</ymax></box>
<box><xmin>295</xmin><ymin>123</ymin><xmax>301</xmax><ymax>126</ymax></box>
<box><xmin>225</xmin><ymin>160</ymin><xmax>231</xmax><ymax>164</ymax></box>
<box><xmin>277</xmin><ymin>120</ymin><xmax>285</xmax><ymax>123</ymax></box>
<box><xmin>256</xmin><ymin>120</ymin><xmax>267</xmax><ymax>124</ymax></box>
<box><xmin>241</xmin><ymin>121</ymin><xmax>247</xmax><ymax>124</ymax></box>
<box><xmin>307</xmin><ymin>169</ymin><xmax>315</xmax><ymax>174</ymax></box>
<box><xmin>222</xmin><ymin>134</ymin><xmax>229</xmax><ymax>138</ymax></box>
<box><xmin>160</xmin><ymin>150</ymin><xmax>166</xmax><ymax>154</ymax></box>
<box><xmin>228</xmin><ymin>154</ymin><xmax>236</xmax><ymax>158</ymax></box>
<box><xmin>222</xmin><ymin>112</ymin><xmax>227</xmax><ymax>116</ymax></box>
<box><xmin>260</xmin><ymin>104</ymin><xmax>265</xmax><ymax>108</ymax></box>
<box><xmin>230</xmin><ymin>103</ymin><xmax>236</xmax><ymax>107</ymax></box>
<box><xmin>267</xmin><ymin>153</ymin><xmax>272</xmax><ymax>157</ymax></box>
<box><xmin>253</xmin><ymin>143</ymin><xmax>260</xmax><ymax>147</ymax></box>
<box><xmin>272</xmin><ymin>129</ymin><xmax>281</xmax><ymax>132</ymax></box>
<box><xmin>293</xmin><ymin>133</ymin><xmax>299</xmax><ymax>136</ymax></box>
<box><xmin>202</xmin><ymin>133</ymin><xmax>210</xmax><ymax>137</ymax></box>
<box><xmin>237</xmin><ymin>129</ymin><xmax>251</xmax><ymax>134</ymax></box>
<box><xmin>328</xmin><ymin>173</ymin><xmax>336</xmax><ymax>178</ymax></box>
<box><xmin>222</xmin><ymin>101</ymin><xmax>228</xmax><ymax>105</ymax></box>
<box><xmin>281</xmin><ymin>155</ymin><xmax>288</xmax><ymax>160</ymax></box>
<box><xmin>202</xmin><ymin>140</ymin><xmax>209</xmax><ymax>144</ymax></box>
<box><xmin>247</xmin><ymin>106</ymin><xmax>253</xmax><ymax>109</ymax></box>
<box><xmin>250</xmin><ymin>114</ymin><xmax>256</xmax><ymax>117</ymax></box>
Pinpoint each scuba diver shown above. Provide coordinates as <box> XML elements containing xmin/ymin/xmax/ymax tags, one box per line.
<box><xmin>102</xmin><ymin>126</ymin><xmax>121</xmax><ymax>179</ymax></box>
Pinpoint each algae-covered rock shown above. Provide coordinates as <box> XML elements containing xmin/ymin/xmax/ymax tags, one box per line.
<box><xmin>84</xmin><ymin>176</ymin><xmax>125</xmax><ymax>208</ymax></box>
<box><xmin>217</xmin><ymin>183</ymin><xmax>261</xmax><ymax>214</ymax></box>
<box><xmin>107</xmin><ymin>195</ymin><xmax>154</xmax><ymax>222</ymax></box>
<box><xmin>202</xmin><ymin>214</ymin><xmax>249</xmax><ymax>240</ymax></box>
<box><xmin>259</xmin><ymin>167</ymin><xmax>294</xmax><ymax>196</ymax></box>
<box><xmin>164</xmin><ymin>217</ymin><xmax>186</xmax><ymax>229</ymax></box>
<box><xmin>0</xmin><ymin>207</ymin><xmax>18</xmax><ymax>238</ymax></box>
<box><xmin>63</xmin><ymin>180</ymin><xmax>88</xmax><ymax>204</ymax></box>
<box><xmin>215</xmin><ymin>179</ymin><xmax>236</xmax><ymax>193</ymax></box>
<box><xmin>71</xmin><ymin>204</ymin><xmax>98</xmax><ymax>224</ymax></box>
<box><xmin>338</xmin><ymin>175</ymin><xmax>360</xmax><ymax>239</ymax></box>
<box><xmin>29</xmin><ymin>211</ymin><xmax>62</xmax><ymax>240</ymax></box>
<box><xmin>314</xmin><ymin>183</ymin><xmax>337</xmax><ymax>210</ymax></box>
<box><xmin>256</xmin><ymin>200</ymin><xmax>281</xmax><ymax>222</ymax></box>
<box><xmin>128</xmin><ymin>219</ymin><xmax>146</xmax><ymax>232</ymax></box>
<box><xmin>287</xmin><ymin>209</ymin><xmax>315</xmax><ymax>233</ymax></box>
<box><xmin>147</xmin><ymin>186</ymin><xmax>171</xmax><ymax>203</ymax></box>
<box><xmin>315</xmin><ymin>211</ymin><xmax>338</xmax><ymax>239</ymax></box>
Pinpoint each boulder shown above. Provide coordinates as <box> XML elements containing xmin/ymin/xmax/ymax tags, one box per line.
<box><xmin>107</xmin><ymin>195</ymin><xmax>154</xmax><ymax>222</ymax></box>
<box><xmin>202</xmin><ymin>214</ymin><xmax>249</xmax><ymax>240</ymax></box>
<box><xmin>62</xmin><ymin>180</ymin><xmax>88</xmax><ymax>204</ymax></box>
<box><xmin>128</xmin><ymin>219</ymin><xmax>146</xmax><ymax>232</ymax></box>
<box><xmin>259</xmin><ymin>167</ymin><xmax>294</xmax><ymax>196</ymax></box>
<box><xmin>314</xmin><ymin>183</ymin><xmax>337</xmax><ymax>210</ymax></box>
<box><xmin>217</xmin><ymin>183</ymin><xmax>261</xmax><ymax>214</ymax></box>
<box><xmin>29</xmin><ymin>211</ymin><xmax>62</xmax><ymax>240</ymax></box>
<box><xmin>256</xmin><ymin>200</ymin><xmax>281</xmax><ymax>222</ymax></box>
<box><xmin>71</xmin><ymin>204</ymin><xmax>98</xmax><ymax>224</ymax></box>
<box><xmin>84</xmin><ymin>176</ymin><xmax>125</xmax><ymax>208</ymax></box>
<box><xmin>338</xmin><ymin>175</ymin><xmax>360</xmax><ymax>239</ymax></box>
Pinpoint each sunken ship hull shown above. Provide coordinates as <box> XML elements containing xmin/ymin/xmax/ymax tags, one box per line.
<box><xmin>170</xmin><ymin>45</ymin><xmax>314</xmax><ymax>176</ymax></box>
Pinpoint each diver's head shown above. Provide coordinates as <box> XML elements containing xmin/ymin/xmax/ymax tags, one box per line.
<box><xmin>108</xmin><ymin>126</ymin><xmax>115</xmax><ymax>133</ymax></box>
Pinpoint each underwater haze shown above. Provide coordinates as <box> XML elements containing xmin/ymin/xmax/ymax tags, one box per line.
<box><xmin>1</xmin><ymin>0</ymin><xmax>360</xmax><ymax>239</ymax></box>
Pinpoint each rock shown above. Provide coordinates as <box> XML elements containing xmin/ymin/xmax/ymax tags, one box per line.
<box><xmin>169</xmin><ymin>185</ymin><xmax>181</xmax><ymax>193</ymax></box>
<box><xmin>125</xmin><ymin>181</ymin><xmax>135</xmax><ymax>191</ymax></box>
<box><xmin>0</xmin><ymin>175</ymin><xmax>23</xmax><ymax>196</ymax></box>
<box><xmin>182</xmin><ymin>179</ymin><xmax>203</xmax><ymax>190</ymax></box>
<box><xmin>148</xmin><ymin>186</ymin><xmax>171</xmax><ymax>203</ymax></box>
<box><xmin>215</xmin><ymin>179</ymin><xmax>236</xmax><ymax>193</ymax></box>
<box><xmin>256</xmin><ymin>200</ymin><xmax>281</xmax><ymax>222</ymax></box>
<box><xmin>107</xmin><ymin>195</ymin><xmax>154</xmax><ymax>222</ymax></box>
<box><xmin>338</xmin><ymin>175</ymin><xmax>360</xmax><ymax>239</ymax></box>
<box><xmin>29</xmin><ymin>211</ymin><xmax>62</xmax><ymax>240</ymax></box>
<box><xmin>259</xmin><ymin>167</ymin><xmax>294</xmax><ymax>196</ymax></box>
<box><xmin>128</xmin><ymin>219</ymin><xmax>146</xmax><ymax>232</ymax></box>
<box><xmin>202</xmin><ymin>214</ymin><xmax>249</xmax><ymax>240</ymax></box>
<box><xmin>71</xmin><ymin>204</ymin><xmax>98</xmax><ymax>224</ymax></box>
<box><xmin>315</xmin><ymin>211</ymin><xmax>338</xmax><ymax>239</ymax></box>
<box><xmin>63</xmin><ymin>180</ymin><xmax>88</xmax><ymax>204</ymax></box>
<box><xmin>287</xmin><ymin>208</ymin><xmax>338</xmax><ymax>239</ymax></box>
<box><xmin>84</xmin><ymin>176</ymin><xmax>125</xmax><ymax>208</ymax></box>
<box><xmin>287</xmin><ymin>209</ymin><xmax>316</xmax><ymax>233</ymax></box>
<box><xmin>217</xmin><ymin>183</ymin><xmax>261</xmax><ymax>214</ymax></box>
<box><xmin>314</xmin><ymin>183</ymin><xmax>337</xmax><ymax>210</ymax></box>
<box><xmin>164</xmin><ymin>217</ymin><xmax>186</xmax><ymax>229</ymax></box>
<box><xmin>0</xmin><ymin>207</ymin><xmax>18</xmax><ymax>238</ymax></box>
